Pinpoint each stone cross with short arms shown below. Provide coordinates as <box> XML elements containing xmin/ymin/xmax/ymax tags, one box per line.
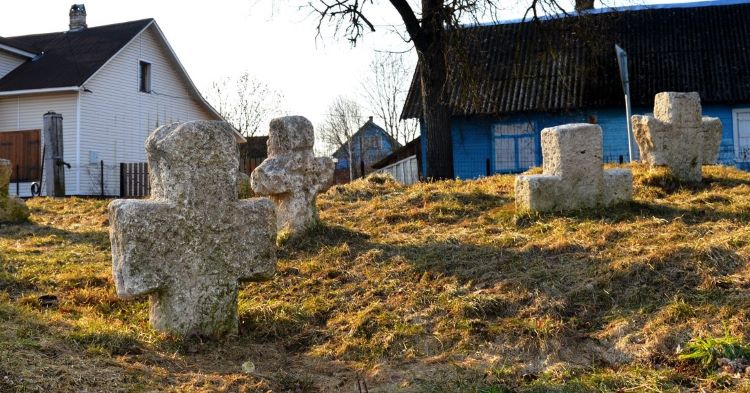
<box><xmin>632</xmin><ymin>92</ymin><xmax>722</xmax><ymax>182</ymax></box>
<box><xmin>515</xmin><ymin>123</ymin><xmax>633</xmax><ymax>212</ymax></box>
<box><xmin>251</xmin><ymin>116</ymin><xmax>334</xmax><ymax>235</ymax></box>
<box><xmin>109</xmin><ymin>121</ymin><xmax>276</xmax><ymax>338</ymax></box>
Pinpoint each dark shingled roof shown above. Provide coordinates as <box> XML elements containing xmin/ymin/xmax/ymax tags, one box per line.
<box><xmin>0</xmin><ymin>36</ymin><xmax>35</xmax><ymax>54</ymax></box>
<box><xmin>402</xmin><ymin>2</ymin><xmax>750</xmax><ymax>119</ymax></box>
<box><xmin>0</xmin><ymin>19</ymin><xmax>153</xmax><ymax>92</ymax></box>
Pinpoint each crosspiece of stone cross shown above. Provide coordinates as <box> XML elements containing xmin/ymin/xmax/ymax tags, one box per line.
<box><xmin>109</xmin><ymin>121</ymin><xmax>276</xmax><ymax>337</ymax></box>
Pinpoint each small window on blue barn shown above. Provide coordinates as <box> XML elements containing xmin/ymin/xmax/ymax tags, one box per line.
<box><xmin>493</xmin><ymin>123</ymin><xmax>535</xmax><ymax>173</ymax></box>
<box><xmin>139</xmin><ymin>61</ymin><xmax>151</xmax><ymax>93</ymax></box>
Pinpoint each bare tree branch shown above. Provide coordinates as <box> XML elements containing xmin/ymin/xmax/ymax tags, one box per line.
<box><xmin>204</xmin><ymin>72</ymin><xmax>285</xmax><ymax>137</ymax></box>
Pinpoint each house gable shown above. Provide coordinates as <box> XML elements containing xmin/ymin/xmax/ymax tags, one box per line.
<box><xmin>77</xmin><ymin>23</ymin><xmax>219</xmax><ymax>195</ymax></box>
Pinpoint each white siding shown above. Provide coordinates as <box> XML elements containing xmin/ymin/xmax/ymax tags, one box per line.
<box><xmin>0</xmin><ymin>51</ymin><xmax>25</xmax><ymax>80</ymax></box>
<box><xmin>80</xmin><ymin>24</ymin><xmax>217</xmax><ymax>196</ymax></box>
<box><xmin>0</xmin><ymin>93</ymin><xmax>78</xmax><ymax>197</ymax></box>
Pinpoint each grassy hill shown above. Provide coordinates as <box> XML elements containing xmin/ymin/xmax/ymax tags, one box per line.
<box><xmin>1</xmin><ymin>164</ymin><xmax>750</xmax><ymax>392</ymax></box>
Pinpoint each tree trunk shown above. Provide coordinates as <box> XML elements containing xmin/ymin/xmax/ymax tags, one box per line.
<box><xmin>416</xmin><ymin>0</ymin><xmax>453</xmax><ymax>180</ymax></box>
<box><xmin>417</xmin><ymin>40</ymin><xmax>454</xmax><ymax>180</ymax></box>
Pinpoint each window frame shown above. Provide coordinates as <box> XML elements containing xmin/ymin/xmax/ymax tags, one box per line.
<box><xmin>139</xmin><ymin>60</ymin><xmax>152</xmax><ymax>93</ymax></box>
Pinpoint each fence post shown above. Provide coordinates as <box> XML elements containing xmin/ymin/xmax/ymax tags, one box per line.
<box><xmin>15</xmin><ymin>164</ymin><xmax>19</xmax><ymax>196</ymax></box>
<box><xmin>120</xmin><ymin>163</ymin><xmax>125</xmax><ymax>197</ymax></box>
<box><xmin>43</xmin><ymin>112</ymin><xmax>65</xmax><ymax>197</ymax></box>
<box><xmin>100</xmin><ymin>160</ymin><xmax>104</xmax><ymax>197</ymax></box>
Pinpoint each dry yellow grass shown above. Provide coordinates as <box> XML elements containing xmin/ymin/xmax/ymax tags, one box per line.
<box><xmin>1</xmin><ymin>163</ymin><xmax>750</xmax><ymax>392</ymax></box>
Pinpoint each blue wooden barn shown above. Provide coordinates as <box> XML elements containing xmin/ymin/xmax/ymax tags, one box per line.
<box><xmin>402</xmin><ymin>0</ymin><xmax>750</xmax><ymax>179</ymax></box>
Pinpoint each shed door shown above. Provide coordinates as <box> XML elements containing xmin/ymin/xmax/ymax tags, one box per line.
<box><xmin>493</xmin><ymin>123</ymin><xmax>536</xmax><ymax>173</ymax></box>
<box><xmin>0</xmin><ymin>129</ymin><xmax>41</xmax><ymax>182</ymax></box>
<box><xmin>734</xmin><ymin>110</ymin><xmax>750</xmax><ymax>162</ymax></box>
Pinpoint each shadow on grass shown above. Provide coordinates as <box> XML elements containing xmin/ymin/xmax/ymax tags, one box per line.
<box><xmin>0</xmin><ymin>222</ymin><xmax>109</xmax><ymax>249</ymax></box>
<box><xmin>270</xmin><ymin>205</ymin><xmax>747</xmax><ymax>368</ymax></box>
<box><xmin>512</xmin><ymin>199</ymin><xmax>750</xmax><ymax>228</ymax></box>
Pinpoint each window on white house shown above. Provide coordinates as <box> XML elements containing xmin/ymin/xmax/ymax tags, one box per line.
<box><xmin>139</xmin><ymin>61</ymin><xmax>151</xmax><ymax>93</ymax></box>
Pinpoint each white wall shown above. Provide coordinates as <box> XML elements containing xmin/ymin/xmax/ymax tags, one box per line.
<box><xmin>0</xmin><ymin>50</ymin><xmax>25</xmax><ymax>80</ymax></box>
<box><xmin>79</xmin><ymin>24</ymin><xmax>218</xmax><ymax>196</ymax></box>
<box><xmin>0</xmin><ymin>93</ymin><xmax>78</xmax><ymax>197</ymax></box>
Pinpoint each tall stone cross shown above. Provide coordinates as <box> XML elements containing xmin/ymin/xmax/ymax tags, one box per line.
<box><xmin>0</xmin><ymin>159</ymin><xmax>29</xmax><ymax>223</ymax></box>
<box><xmin>515</xmin><ymin>123</ymin><xmax>633</xmax><ymax>212</ymax></box>
<box><xmin>632</xmin><ymin>92</ymin><xmax>722</xmax><ymax>182</ymax></box>
<box><xmin>109</xmin><ymin>121</ymin><xmax>277</xmax><ymax>337</ymax></box>
<box><xmin>251</xmin><ymin>116</ymin><xmax>334</xmax><ymax>235</ymax></box>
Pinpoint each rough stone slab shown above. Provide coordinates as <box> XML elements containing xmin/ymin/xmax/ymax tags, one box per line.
<box><xmin>0</xmin><ymin>159</ymin><xmax>30</xmax><ymax>223</ymax></box>
<box><xmin>251</xmin><ymin>116</ymin><xmax>334</xmax><ymax>235</ymax></box>
<box><xmin>515</xmin><ymin>123</ymin><xmax>633</xmax><ymax>212</ymax></box>
<box><xmin>515</xmin><ymin>175</ymin><xmax>562</xmax><ymax>212</ymax></box>
<box><xmin>109</xmin><ymin>121</ymin><xmax>276</xmax><ymax>337</ymax></box>
<box><xmin>632</xmin><ymin>92</ymin><xmax>721</xmax><ymax>182</ymax></box>
<box><xmin>266</xmin><ymin>116</ymin><xmax>315</xmax><ymax>156</ymax></box>
<box><xmin>603</xmin><ymin>169</ymin><xmax>633</xmax><ymax>206</ymax></box>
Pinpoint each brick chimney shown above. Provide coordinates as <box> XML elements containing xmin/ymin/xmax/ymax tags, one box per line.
<box><xmin>575</xmin><ymin>0</ymin><xmax>594</xmax><ymax>12</ymax></box>
<box><xmin>69</xmin><ymin>4</ymin><xmax>87</xmax><ymax>31</ymax></box>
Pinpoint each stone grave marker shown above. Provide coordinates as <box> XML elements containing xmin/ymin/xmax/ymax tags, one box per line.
<box><xmin>251</xmin><ymin>116</ymin><xmax>334</xmax><ymax>235</ymax></box>
<box><xmin>632</xmin><ymin>92</ymin><xmax>723</xmax><ymax>182</ymax></box>
<box><xmin>109</xmin><ymin>121</ymin><xmax>276</xmax><ymax>337</ymax></box>
<box><xmin>0</xmin><ymin>159</ymin><xmax>30</xmax><ymax>223</ymax></box>
<box><xmin>515</xmin><ymin>123</ymin><xmax>632</xmax><ymax>212</ymax></box>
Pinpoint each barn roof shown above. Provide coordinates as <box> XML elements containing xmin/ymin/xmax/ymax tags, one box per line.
<box><xmin>0</xmin><ymin>19</ymin><xmax>153</xmax><ymax>92</ymax></box>
<box><xmin>402</xmin><ymin>1</ymin><xmax>750</xmax><ymax>119</ymax></box>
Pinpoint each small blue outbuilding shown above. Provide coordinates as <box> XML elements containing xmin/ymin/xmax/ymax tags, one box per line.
<box><xmin>331</xmin><ymin>117</ymin><xmax>400</xmax><ymax>183</ymax></box>
<box><xmin>402</xmin><ymin>0</ymin><xmax>750</xmax><ymax>179</ymax></box>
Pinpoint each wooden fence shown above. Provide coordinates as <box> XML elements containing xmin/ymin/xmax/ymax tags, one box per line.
<box><xmin>119</xmin><ymin>162</ymin><xmax>150</xmax><ymax>198</ymax></box>
<box><xmin>240</xmin><ymin>157</ymin><xmax>264</xmax><ymax>175</ymax></box>
<box><xmin>375</xmin><ymin>155</ymin><xmax>419</xmax><ymax>185</ymax></box>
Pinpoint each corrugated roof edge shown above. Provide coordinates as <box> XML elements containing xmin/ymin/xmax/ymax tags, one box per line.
<box><xmin>464</xmin><ymin>0</ymin><xmax>750</xmax><ymax>27</ymax></box>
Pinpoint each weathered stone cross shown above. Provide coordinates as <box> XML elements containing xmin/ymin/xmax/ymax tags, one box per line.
<box><xmin>515</xmin><ymin>123</ymin><xmax>632</xmax><ymax>212</ymax></box>
<box><xmin>251</xmin><ymin>116</ymin><xmax>334</xmax><ymax>235</ymax></box>
<box><xmin>0</xmin><ymin>159</ymin><xmax>29</xmax><ymax>223</ymax></box>
<box><xmin>632</xmin><ymin>92</ymin><xmax>722</xmax><ymax>182</ymax></box>
<box><xmin>109</xmin><ymin>121</ymin><xmax>276</xmax><ymax>337</ymax></box>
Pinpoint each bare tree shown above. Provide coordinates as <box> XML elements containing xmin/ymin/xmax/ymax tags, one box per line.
<box><xmin>309</xmin><ymin>0</ymin><xmax>567</xmax><ymax>179</ymax></box>
<box><xmin>361</xmin><ymin>51</ymin><xmax>418</xmax><ymax>146</ymax></box>
<box><xmin>205</xmin><ymin>72</ymin><xmax>284</xmax><ymax>137</ymax></box>
<box><xmin>319</xmin><ymin>96</ymin><xmax>364</xmax><ymax>181</ymax></box>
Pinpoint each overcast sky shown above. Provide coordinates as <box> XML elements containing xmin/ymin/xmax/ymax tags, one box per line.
<box><xmin>1</xmin><ymin>0</ymin><xmax>708</xmax><ymax>131</ymax></box>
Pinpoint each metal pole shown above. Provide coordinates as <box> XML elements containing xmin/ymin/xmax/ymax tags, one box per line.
<box><xmin>625</xmin><ymin>93</ymin><xmax>634</xmax><ymax>162</ymax></box>
<box><xmin>15</xmin><ymin>165</ymin><xmax>19</xmax><ymax>196</ymax></box>
<box><xmin>615</xmin><ymin>44</ymin><xmax>634</xmax><ymax>163</ymax></box>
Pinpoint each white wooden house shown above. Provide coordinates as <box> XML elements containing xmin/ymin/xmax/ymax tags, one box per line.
<box><xmin>0</xmin><ymin>4</ymin><xmax>235</xmax><ymax>196</ymax></box>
